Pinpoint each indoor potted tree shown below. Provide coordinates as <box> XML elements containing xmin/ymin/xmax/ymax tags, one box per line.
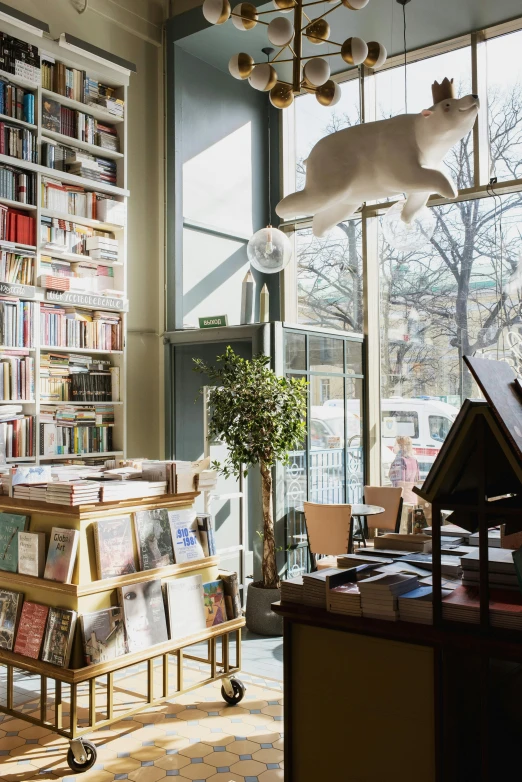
<box><xmin>194</xmin><ymin>346</ymin><xmax>307</xmax><ymax>635</ymax></box>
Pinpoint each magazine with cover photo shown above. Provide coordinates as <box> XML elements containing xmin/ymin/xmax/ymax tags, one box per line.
<box><xmin>93</xmin><ymin>516</ymin><xmax>137</xmax><ymax>579</ymax></box>
<box><xmin>81</xmin><ymin>607</ymin><xmax>127</xmax><ymax>665</ymax></box>
<box><xmin>134</xmin><ymin>508</ymin><xmax>175</xmax><ymax>570</ymax></box>
<box><xmin>118</xmin><ymin>579</ymin><xmax>168</xmax><ymax>653</ymax></box>
<box><xmin>0</xmin><ymin>588</ymin><xmax>24</xmax><ymax>650</ymax></box>
<box><xmin>203</xmin><ymin>580</ymin><xmax>228</xmax><ymax>628</ymax></box>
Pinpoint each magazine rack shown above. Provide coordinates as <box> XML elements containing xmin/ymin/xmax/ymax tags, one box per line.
<box><xmin>0</xmin><ymin>492</ymin><xmax>246</xmax><ymax>772</ymax></box>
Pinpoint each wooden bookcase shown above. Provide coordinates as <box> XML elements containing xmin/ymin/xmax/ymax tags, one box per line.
<box><xmin>0</xmin><ymin>14</ymin><xmax>132</xmax><ymax>464</ymax></box>
<box><xmin>0</xmin><ymin>492</ymin><xmax>246</xmax><ymax>768</ymax></box>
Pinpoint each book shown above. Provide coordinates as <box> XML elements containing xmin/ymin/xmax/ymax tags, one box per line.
<box><xmin>203</xmin><ymin>580</ymin><xmax>228</xmax><ymax>628</ymax></box>
<box><xmin>0</xmin><ymin>588</ymin><xmax>23</xmax><ymax>650</ymax></box>
<box><xmin>92</xmin><ymin>516</ymin><xmax>136</xmax><ymax>579</ymax></box>
<box><xmin>374</xmin><ymin>533</ymin><xmax>432</xmax><ymax>553</ymax></box>
<box><xmin>41</xmin><ymin>97</ymin><xmax>61</xmax><ymax>133</ymax></box>
<box><xmin>43</xmin><ymin>527</ymin><xmax>80</xmax><ymax>583</ymax></box>
<box><xmin>80</xmin><ymin>607</ymin><xmax>127</xmax><ymax>665</ymax></box>
<box><xmin>220</xmin><ymin>570</ymin><xmax>241</xmax><ymax>619</ymax></box>
<box><xmin>442</xmin><ymin>585</ymin><xmax>522</xmax><ymax>629</ymax></box>
<box><xmin>461</xmin><ymin>548</ymin><xmax>516</xmax><ymax>574</ymax></box>
<box><xmin>118</xmin><ymin>579</ymin><xmax>169</xmax><ymax>653</ymax></box>
<box><xmin>17</xmin><ymin>531</ymin><xmax>46</xmax><ymax>577</ymax></box>
<box><xmin>0</xmin><ymin>512</ymin><xmax>29</xmax><ymax>572</ymax></box>
<box><xmin>197</xmin><ymin>513</ymin><xmax>216</xmax><ymax>557</ymax></box>
<box><xmin>134</xmin><ymin>508</ymin><xmax>175</xmax><ymax>570</ymax></box>
<box><xmin>168</xmin><ymin>510</ymin><xmax>205</xmax><ymax>563</ymax></box>
<box><xmin>41</xmin><ymin>607</ymin><xmax>77</xmax><ymax>667</ymax></box>
<box><xmin>165</xmin><ymin>574</ymin><xmax>206</xmax><ymax>641</ymax></box>
<box><xmin>13</xmin><ymin>601</ymin><xmax>49</xmax><ymax>658</ymax></box>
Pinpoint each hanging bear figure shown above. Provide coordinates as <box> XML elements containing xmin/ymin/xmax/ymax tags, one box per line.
<box><xmin>276</xmin><ymin>78</ymin><xmax>479</xmax><ymax>237</ymax></box>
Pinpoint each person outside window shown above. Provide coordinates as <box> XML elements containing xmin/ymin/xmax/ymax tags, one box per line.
<box><xmin>389</xmin><ymin>435</ymin><xmax>420</xmax><ymax>504</ymax></box>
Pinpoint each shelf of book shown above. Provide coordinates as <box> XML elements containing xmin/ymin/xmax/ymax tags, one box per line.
<box><xmin>0</xmin><ymin>240</ymin><xmax>36</xmax><ymax>252</ymax></box>
<box><xmin>40</xmin><ymin>208</ymin><xmax>124</xmax><ymax>232</ymax></box>
<box><xmin>40</xmin><ymin>450</ymin><xmax>124</xmax><ymax>461</ymax></box>
<box><xmin>0</xmin><ymin>198</ymin><xmax>37</xmax><ymax>211</ymax></box>
<box><xmin>0</xmin><ymin>154</ymin><xmax>129</xmax><ymax>197</ymax></box>
<box><xmin>41</xmin><ymin>128</ymin><xmax>125</xmax><ymax>160</ymax></box>
<box><xmin>39</xmin><ymin>248</ymin><xmax>124</xmax><ymax>266</ymax></box>
<box><xmin>41</xmin><ymin>87</ymin><xmax>126</xmax><ymax>125</ymax></box>
<box><xmin>0</xmin><ymin>68</ymin><xmax>38</xmax><ymax>91</ymax></box>
<box><xmin>0</xmin><ymin>112</ymin><xmax>37</xmax><ymax>130</ymax></box>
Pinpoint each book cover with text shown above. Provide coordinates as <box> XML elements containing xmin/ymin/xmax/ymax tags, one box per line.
<box><xmin>0</xmin><ymin>512</ymin><xmax>29</xmax><ymax>573</ymax></box>
<box><xmin>134</xmin><ymin>509</ymin><xmax>175</xmax><ymax>570</ymax></box>
<box><xmin>43</xmin><ymin>527</ymin><xmax>79</xmax><ymax>583</ymax></box>
<box><xmin>93</xmin><ymin>516</ymin><xmax>136</xmax><ymax>579</ymax></box>
<box><xmin>14</xmin><ymin>602</ymin><xmax>49</xmax><ymax>659</ymax></box>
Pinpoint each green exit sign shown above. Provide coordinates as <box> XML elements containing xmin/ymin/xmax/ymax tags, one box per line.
<box><xmin>199</xmin><ymin>315</ymin><xmax>228</xmax><ymax>329</ymax></box>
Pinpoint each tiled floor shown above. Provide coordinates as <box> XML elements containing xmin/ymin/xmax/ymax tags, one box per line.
<box><xmin>0</xmin><ymin>669</ymin><xmax>284</xmax><ymax>782</ymax></box>
<box><xmin>239</xmin><ymin>632</ymin><xmax>283</xmax><ymax>683</ymax></box>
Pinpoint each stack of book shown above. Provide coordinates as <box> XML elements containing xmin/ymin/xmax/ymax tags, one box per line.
<box><xmin>86</xmin><ymin>235</ymin><xmax>118</xmax><ymax>262</ymax></box>
<box><xmin>0</xmin><ymin>251</ymin><xmax>34</xmax><ymax>286</ymax></box>
<box><xmin>97</xmin><ymin>198</ymin><xmax>125</xmax><ymax>226</ymax></box>
<box><xmin>96</xmin><ymin>123</ymin><xmax>120</xmax><ymax>152</ymax></box>
<box><xmin>40</xmin><ymin>351</ymin><xmax>118</xmax><ymax>403</ymax></box>
<box><xmin>467</xmin><ymin>529</ymin><xmax>501</xmax><ymax>548</ymax></box>
<box><xmin>0</xmin><ymin>298</ymin><xmax>36</xmax><ymax>348</ymax></box>
<box><xmin>302</xmin><ymin>568</ymin><xmax>339</xmax><ymax>608</ymax></box>
<box><xmin>0</xmin><ymin>122</ymin><xmax>37</xmax><ymax>163</ymax></box>
<box><xmin>0</xmin><ymin>413</ymin><xmax>35</xmax><ymax>459</ymax></box>
<box><xmin>13</xmin><ymin>483</ymin><xmax>47</xmax><ymax>502</ymax></box>
<box><xmin>100</xmin><ymin>480</ymin><xmax>166</xmax><ymax>502</ymax></box>
<box><xmin>0</xmin><ymin>32</ymin><xmax>40</xmax><ymax>84</ymax></box>
<box><xmin>0</xmin><ymin>78</ymin><xmax>35</xmax><ymax>124</ymax></box>
<box><xmin>374</xmin><ymin>533</ymin><xmax>432</xmax><ymax>553</ymax></box>
<box><xmin>40</xmin><ymin>257</ymin><xmax>116</xmax><ymax>294</ymax></box>
<box><xmin>46</xmin><ymin>480</ymin><xmax>101</xmax><ymax>506</ymax></box>
<box><xmin>40</xmin><ymin>404</ymin><xmax>115</xmax><ymax>457</ymax></box>
<box><xmin>40</xmin><ymin>216</ymin><xmax>116</xmax><ymax>257</ymax></box>
<box><xmin>281</xmin><ymin>575</ymin><xmax>304</xmax><ymax>604</ymax></box>
<box><xmin>41</xmin><ymin>177</ymin><xmax>110</xmax><ymax>219</ymax></box>
<box><xmin>66</xmin><ymin>154</ymin><xmax>117</xmax><ymax>186</ymax></box>
<box><xmin>40</xmin><ymin>304</ymin><xmax>122</xmax><ymax>351</ymax></box>
<box><xmin>398</xmin><ymin>585</ymin><xmax>452</xmax><ymax>625</ymax></box>
<box><xmin>328</xmin><ymin>581</ymin><xmax>361</xmax><ymax>616</ymax></box>
<box><xmin>0</xmin><ymin>166</ymin><xmax>36</xmax><ymax>205</ymax></box>
<box><xmin>0</xmin><ymin>207</ymin><xmax>35</xmax><ymax>245</ymax></box>
<box><xmin>41</xmin><ymin>57</ymin><xmax>86</xmax><ymax>101</ymax></box>
<box><xmin>460</xmin><ymin>548</ymin><xmax>519</xmax><ymax>591</ymax></box>
<box><xmin>442</xmin><ymin>586</ymin><xmax>522</xmax><ymax>630</ymax></box>
<box><xmin>359</xmin><ymin>573</ymin><xmax>419</xmax><ymax>621</ymax></box>
<box><xmin>0</xmin><ymin>350</ymin><xmax>34</xmax><ymax>400</ymax></box>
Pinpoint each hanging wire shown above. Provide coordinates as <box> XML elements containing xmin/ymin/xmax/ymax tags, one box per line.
<box><xmin>487</xmin><ymin>181</ymin><xmax>505</xmax><ymax>359</ymax></box>
<box><xmin>265</xmin><ymin>49</ymin><xmax>272</xmax><ymax>225</ymax></box>
<box><xmin>402</xmin><ymin>2</ymin><xmax>407</xmax><ymax>112</ymax></box>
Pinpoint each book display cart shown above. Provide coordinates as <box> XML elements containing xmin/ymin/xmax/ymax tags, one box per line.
<box><xmin>0</xmin><ymin>11</ymin><xmax>132</xmax><ymax>465</ymax></box>
<box><xmin>0</xmin><ymin>491</ymin><xmax>246</xmax><ymax>773</ymax></box>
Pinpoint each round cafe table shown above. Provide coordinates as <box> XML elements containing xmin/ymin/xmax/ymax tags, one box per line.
<box><xmin>294</xmin><ymin>503</ymin><xmax>384</xmax><ymax>554</ymax></box>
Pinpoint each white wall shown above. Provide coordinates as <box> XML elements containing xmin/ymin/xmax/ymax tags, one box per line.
<box><xmin>7</xmin><ymin>0</ymin><xmax>166</xmax><ymax>458</ymax></box>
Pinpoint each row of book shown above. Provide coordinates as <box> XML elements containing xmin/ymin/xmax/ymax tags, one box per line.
<box><xmin>1</xmin><ymin>570</ymin><xmax>236</xmax><ymax>669</ymax></box>
<box><xmin>0</xmin><ymin>122</ymin><xmax>37</xmax><ymax>162</ymax></box>
<box><xmin>40</xmin><ymin>257</ymin><xmax>115</xmax><ymax>295</ymax></box>
<box><xmin>41</xmin><ymin>215</ymin><xmax>117</xmax><ymax>258</ymax></box>
<box><xmin>0</xmin><ymin>251</ymin><xmax>34</xmax><ymax>286</ymax></box>
<box><xmin>0</xmin><ymin>165</ymin><xmax>36</xmax><ymax>205</ymax></box>
<box><xmin>40</xmin><ymin>304</ymin><xmax>122</xmax><ymax>351</ymax></box>
<box><xmin>41</xmin><ymin>178</ymin><xmax>125</xmax><ymax>225</ymax></box>
<box><xmin>42</xmin><ymin>98</ymin><xmax>120</xmax><ymax>152</ymax></box>
<box><xmin>39</xmin><ymin>423</ymin><xmax>113</xmax><ymax>457</ymax></box>
<box><xmin>0</xmin><ymin>207</ymin><xmax>35</xmax><ymax>246</ymax></box>
<box><xmin>40</xmin><ymin>352</ymin><xmax>119</xmax><ymax>402</ymax></box>
<box><xmin>41</xmin><ymin>142</ymin><xmax>117</xmax><ymax>185</ymax></box>
<box><xmin>0</xmin><ymin>411</ymin><xmax>35</xmax><ymax>459</ymax></box>
<box><xmin>0</xmin><ymin>78</ymin><xmax>35</xmax><ymax>124</ymax></box>
<box><xmin>0</xmin><ymin>32</ymin><xmax>40</xmax><ymax>84</ymax></box>
<box><xmin>41</xmin><ymin>57</ymin><xmax>124</xmax><ymax>118</ymax></box>
<box><xmin>0</xmin><ymin>351</ymin><xmax>34</xmax><ymax>400</ymax></box>
<box><xmin>0</xmin><ymin>298</ymin><xmax>36</xmax><ymax>348</ymax></box>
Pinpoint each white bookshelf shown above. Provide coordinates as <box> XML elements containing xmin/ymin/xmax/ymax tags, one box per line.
<box><xmin>0</xmin><ymin>16</ymin><xmax>132</xmax><ymax>465</ymax></box>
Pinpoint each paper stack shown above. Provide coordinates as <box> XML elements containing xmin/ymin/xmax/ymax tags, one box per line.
<box><xmin>359</xmin><ymin>573</ymin><xmax>419</xmax><ymax>621</ymax></box>
<box><xmin>46</xmin><ymin>480</ymin><xmax>101</xmax><ymax>506</ymax></box>
<box><xmin>281</xmin><ymin>576</ymin><xmax>304</xmax><ymax>605</ymax></box>
<box><xmin>374</xmin><ymin>533</ymin><xmax>432</xmax><ymax>553</ymax></box>
<box><xmin>13</xmin><ymin>484</ymin><xmax>48</xmax><ymax>502</ymax></box>
<box><xmin>328</xmin><ymin>582</ymin><xmax>361</xmax><ymax>616</ymax></box>
<box><xmin>398</xmin><ymin>586</ymin><xmax>453</xmax><ymax>625</ymax></box>
<box><xmin>100</xmin><ymin>480</ymin><xmax>167</xmax><ymax>502</ymax></box>
<box><xmin>442</xmin><ymin>586</ymin><xmax>522</xmax><ymax>630</ymax></box>
<box><xmin>302</xmin><ymin>569</ymin><xmax>341</xmax><ymax>608</ymax></box>
<box><xmin>461</xmin><ymin>548</ymin><xmax>519</xmax><ymax>591</ymax></box>
<box><xmin>467</xmin><ymin>529</ymin><xmax>501</xmax><ymax>548</ymax></box>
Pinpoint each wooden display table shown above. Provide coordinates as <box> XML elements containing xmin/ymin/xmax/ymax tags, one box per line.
<box><xmin>0</xmin><ymin>493</ymin><xmax>245</xmax><ymax>772</ymax></box>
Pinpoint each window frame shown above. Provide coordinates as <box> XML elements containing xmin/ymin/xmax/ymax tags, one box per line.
<box><xmin>280</xmin><ymin>15</ymin><xmax>522</xmax><ymax>484</ymax></box>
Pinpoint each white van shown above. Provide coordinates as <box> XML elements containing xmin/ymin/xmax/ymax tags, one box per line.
<box><xmin>380</xmin><ymin>397</ymin><xmax>459</xmax><ymax>480</ymax></box>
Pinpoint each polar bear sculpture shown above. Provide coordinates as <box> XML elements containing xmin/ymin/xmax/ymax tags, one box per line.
<box><xmin>276</xmin><ymin>79</ymin><xmax>479</xmax><ymax>238</ymax></box>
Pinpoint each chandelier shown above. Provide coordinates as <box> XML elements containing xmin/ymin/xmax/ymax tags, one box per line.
<box><xmin>202</xmin><ymin>0</ymin><xmax>387</xmax><ymax>109</ymax></box>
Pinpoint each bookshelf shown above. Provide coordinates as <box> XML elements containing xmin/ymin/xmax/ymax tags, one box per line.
<box><xmin>0</xmin><ymin>15</ymin><xmax>133</xmax><ymax>464</ymax></box>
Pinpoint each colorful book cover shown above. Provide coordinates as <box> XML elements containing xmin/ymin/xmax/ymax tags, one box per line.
<box><xmin>41</xmin><ymin>97</ymin><xmax>61</xmax><ymax>132</ymax></box>
<box><xmin>168</xmin><ymin>510</ymin><xmax>205</xmax><ymax>564</ymax></box>
<box><xmin>220</xmin><ymin>570</ymin><xmax>242</xmax><ymax>619</ymax></box>
<box><xmin>93</xmin><ymin>516</ymin><xmax>136</xmax><ymax>579</ymax></box>
<box><xmin>0</xmin><ymin>512</ymin><xmax>29</xmax><ymax>573</ymax></box>
<box><xmin>80</xmin><ymin>607</ymin><xmax>127</xmax><ymax>665</ymax></box>
<box><xmin>0</xmin><ymin>588</ymin><xmax>23</xmax><ymax>650</ymax></box>
<box><xmin>43</xmin><ymin>527</ymin><xmax>80</xmax><ymax>583</ymax></box>
<box><xmin>41</xmin><ymin>607</ymin><xmax>77</xmax><ymax>667</ymax></box>
<box><xmin>203</xmin><ymin>580</ymin><xmax>228</xmax><ymax>628</ymax></box>
<box><xmin>166</xmin><ymin>574</ymin><xmax>206</xmax><ymax>641</ymax></box>
<box><xmin>119</xmin><ymin>579</ymin><xmax>168</xmax><ymax>653</ymax></box>
<box><xmin>14</xmin><ymin>602</ymin><xmax>49</xmax><ymax>659</ymax></box>
<box><xmin>134</xmin><ymin>509</ymin><xmax>175</xmax><ymax>570</ymax></box>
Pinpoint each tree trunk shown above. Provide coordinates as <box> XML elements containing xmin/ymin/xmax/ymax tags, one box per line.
<box><xmin>260</xmin><ymin>460</ymin><xmax>279</xmax><ymax>589</ymax></box>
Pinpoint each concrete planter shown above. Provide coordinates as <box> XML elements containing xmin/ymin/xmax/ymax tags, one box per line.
<box><xmin>245</xmin><ymin>582</ymin><xmax>283</xmax><ymax>637</ymax></box>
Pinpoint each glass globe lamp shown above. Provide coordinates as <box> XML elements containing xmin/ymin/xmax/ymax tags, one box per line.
<box><xmin>381</xmin><ymin>199</ymin><xmax>436</xmax><ymax>252</ymax></box>
<box><xmin>247</xmin><ymin>225</ymin><xmax>292</xmax><ymax>273</ymax></box>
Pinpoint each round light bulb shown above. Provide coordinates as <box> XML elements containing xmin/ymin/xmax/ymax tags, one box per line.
<box><xmin>231</xmin><ymin>2</ymin><xmax>258</xmax><ymax>30</ymax></box>
<box><xmin>228</xmin><ymin>52</ymin><xmax>254</xmax><ymax>80</ymax></box>
<box><xmin>381</xmin><ymin>200</ymin><xmax>436</xmax><ymax>252</ymax></box>
<box><xmin>303</xmin><ymin>57</ymin><xmax>330</xmax><ymax>88</ymax></box>
<box><xmin>270</xmin><ymin>82</ymin><xmax>294</xmax><ymax>109</ymax></box>
<box><xmin>248</xmin><ymin>63</ymin><xmax>278</xmax><ymax>92</ymax></box>
<box><xmin>364</xmin><ymin>41</ymin><xmax>387</xmax><ymax>69</ymax></box>
<box><xmin>316</xmin><ymin>79</ymin><xmax>341</xmax><ymax>107</ymax></box>
<box><xmin>273</xmin><ymin>0</ymin><xmax>295</xmax><ymax>11</ymax></box>
<box><xmin>202</xmin><ymin>0</ymin><xmax>231</xmax><ymax>24</ymax></box>
<box><xmin>341</xmin><ymin>37</ymin><xmax>368</xmax><ymax>66</ymax></box>
<box><xmin>342</xmin><ymin>0</ymin><xmax>370</xmax><ymax>8</ymax></box>
<box><xmin>247</xmin><ymin>226</ymin><xmax>292</xmax><ymax>273</ymax></box>
<box><xmin>305</xmin><ymin>18</ymin><xmax>330</xmax><ymax>45</ymax></box>
<box><xmin>267</xmin><ymin>17</ymin><xmax>294</xmax><ymax>47</ymax></box>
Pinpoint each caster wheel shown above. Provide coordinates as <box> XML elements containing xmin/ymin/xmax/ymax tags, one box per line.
<box><xmin>221</xmin><ymin>677</ymin><xmax>246</xmax><ymax>705</ymax></box>
<box><xmin>67</xmin><ymin>740</ymin><xmax>97</xmax><ymax>772</ymax></box>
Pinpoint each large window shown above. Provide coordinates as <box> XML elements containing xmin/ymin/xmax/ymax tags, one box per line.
<box><xmin>283</xmin><ymin>20</ymin><xmax>522</xmax><ymax>496</ymax></box>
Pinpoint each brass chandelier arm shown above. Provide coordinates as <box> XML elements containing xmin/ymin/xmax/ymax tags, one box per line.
<box><xmin>292</xmin><ymin>0</ymin><xmax>303</xmax><ymax>92</ymax></box>
<box><xmin>230</xmin><ymin>11</ymin><xmax>270</xmax><ymax>25</ymax></box>
<box><xmin>302</xmin><ymin>10</ymin><xmax>313</xmax><ymax>23</ymax></box>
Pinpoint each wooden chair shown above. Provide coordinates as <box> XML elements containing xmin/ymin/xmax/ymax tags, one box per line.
<box><xmin>303</xmin><ymin>502</ymin><xmax>352</xmax><ymax>571</ymax></box>
<box><xmin>363</xmin><ymin>486</ymin><xmax>403</xmax><ymax>536</ymax></box>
